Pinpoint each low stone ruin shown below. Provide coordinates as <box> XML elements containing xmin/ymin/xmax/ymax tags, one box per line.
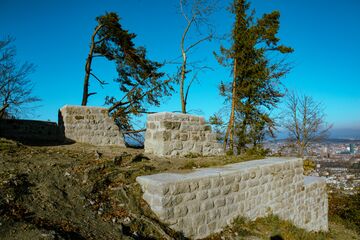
<box><xmin>0</xmin><ymin>119</ymin><xmax>63</xmax><ymax>143</ymax></box>
<box><xmin>144</xmin><ymin>112</ymin><xmax>223</xmax><ymax>156</ymax></box>
<box><xmin>59</xmin><ymin>105</ymin><xmax>125</xmax><ymax>146</ymax></box>
<box><xmin>137</xmin><ymin>157</ymin><xmax>328</xmax><ymax>239</ymax></box>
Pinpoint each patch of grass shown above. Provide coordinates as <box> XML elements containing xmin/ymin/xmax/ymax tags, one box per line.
<box><xmin>303</xmin><ymin>159</ymin><xmax>316</xmax><ymax>174</ymax></box>
<box><xmin>179</xmin><ymin>160</ymin><xmax>198</xmax><ymax>170</ymax></box>
<box><xmin>178</xmin><ymin>154</ymin><xmax>264</xmax><ymax>171</ymax></box>
<box><xmin>184</xmin><ymin>152</ymin><xmax>201</xmax><ymax>158</ymax></box>
<box><xmin>207</xmin><ymin>214</ymin><xmax>358</xmax><ymax>240</ymax></box>
<box><xmin>0</xmin><ymin>138</ymin><xmax>23</xmax><ymax>152</ymax></box>
<box><xmin>328</xmin><ymin>188</ymin><xmax>360</xmax><ymax>233</ymax></box>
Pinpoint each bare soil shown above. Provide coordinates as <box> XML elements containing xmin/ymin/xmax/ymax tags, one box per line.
<box><xmin>1</xmin><ymin>138</ymin><xmax>358</xmax><ymax>240</ymax></box>
<box><xmin>0</xmin><ymin>138</ymin><xmax>258</xmax><ymax>240</ymax></box>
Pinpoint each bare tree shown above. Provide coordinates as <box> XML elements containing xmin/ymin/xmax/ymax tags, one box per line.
<box><xmin>178</xmin><ymin>0</ymin><xmax>216</xmax><ymax>113</ymax></box>
<box><xmin>283</xmin><ymin>91</ymin><xmax>332</xmax><ymax>157</ymax></box>
<box><xmin>0</xmin><ymin>36</ymin><xmax>40</xmax><ymax>119</ymax></box>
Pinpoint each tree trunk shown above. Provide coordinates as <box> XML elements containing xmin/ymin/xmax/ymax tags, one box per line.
<box><xmin>0</xmin><ymin>103</ymin><xmax>9</xmax><ymax>119</ymax></box>
<box><xmin>81</xmin><ymin>25</ymin><xmax>103</xmax><ymax>106</ymax></box>
<box><xmin>180</xmin><ymin>18</ymin><xmax>192</xmax><ymax>114</ymax></box>
<box><xmin>180</xmin><ymin>55</ymin><xmax>187</xmax><ymax>114</ymax></box>
<box><xmin>237</xmin><ymin>118</ymin><xmax>247</xmax><ymax>154</ymax></box>
<box><xmin>223</xmin><ymin>59</ymin><xmax>237</xmax><ymax>152</ymax></box>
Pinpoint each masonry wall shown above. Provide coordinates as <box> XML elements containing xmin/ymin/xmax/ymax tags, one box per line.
<box><xmin>0</xmin><ymin>119</ymin><xmax>63</xmax><ymax>143</ymax></box>
<box><xmin>59</xmin><ymin>105</ymin><xmax>125</xmax><ymax>146</ymax></box>
<box><xmin>144</xmin><ymin>112</ymin><xmax>223</xmax><ymax>156</ymax></box>
<box><xmin>137</xmin><ymin>157</ymin><xmax>328</xmax><ymax>239</ymax></box>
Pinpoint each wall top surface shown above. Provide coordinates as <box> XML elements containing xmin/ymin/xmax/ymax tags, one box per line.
<box><xmin>60</xmin><ymin>105</ymin><xmax>108</xmax><ymax>110</ymax></box>
<box><xmin>137</xmin><ymin>157</ymin><xmax>302</xmax><ymax>184</ymax></box>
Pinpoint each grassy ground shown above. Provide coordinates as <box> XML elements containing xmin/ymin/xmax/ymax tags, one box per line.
<box><xmin>0</xmin><ymin>138</ymin><xmax>359</xmax><ymax>239</ymax></box>
<box><xmin>208</xmin><ymin>215</ymin><xmax>359</xmax><ymax>240</ymax></box>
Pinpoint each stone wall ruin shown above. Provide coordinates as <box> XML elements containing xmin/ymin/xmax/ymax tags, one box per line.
<box><xmin>144</xmin><ymin>112</ymin><xmax>223</xmax><ymax>156</ymax></box>
<box><xmin>137</xmin><ymin>157</ymin><xmax>328</xmax><ymax>239</ymax></box>
<box><xmin>59</xmin><ymin>105</ymin><xmax>125</xmax><ymax>146</ymax></box>
<box><xmin>0</xmin><ymin>119</ymin><xmax>63</xmax><ymax>143</ymax></box>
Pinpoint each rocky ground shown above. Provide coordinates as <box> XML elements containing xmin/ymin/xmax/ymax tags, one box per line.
<box><xmin>0</xmin><ymin>138</ymin><xmax>359</xmax><ymax>240</ymax></box>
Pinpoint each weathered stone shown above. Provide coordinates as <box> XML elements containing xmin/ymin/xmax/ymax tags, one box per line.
<box><xmin>144</xmin><ymin>112</ymin><xmax>224</xmax><ymax>157</ymax></box>
<box><xmin>214</xmin><ymin>198</ymin><xmax>226</xmax><ymax>207</ymax></box>
<box><xmin>136</xmin><ymin>157</ymin><xmax>328</xmax><ymax>239</ymax></box>
<box><xmin>201</xmin><ymin>200</ymin><xmax>215</xmax><ymax>211</ymax></box>
<box><xmin>59</xmin><ymin>105</ymin><xmax>125</xmax><ymax>146</ymax></box>
<box><xmin>197</xmin><ymin>191</ymin><xmax>209</xmax><ymax>200</ymax></box>
<box><xmin>174</xmin><ymin>205</ymin><xmax>188</xmax><ymax>218</ymax></box>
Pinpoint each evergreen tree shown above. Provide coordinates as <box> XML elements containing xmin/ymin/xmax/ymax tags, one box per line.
<box><xmin>215</xmin><ymin>0</ymin><xmax>293</xmax><ymax>153</ymax></box>
<box><xmin>82</xmin><ymin>12</ymin><xmax>172</xmax><ymax>131</ymax></box>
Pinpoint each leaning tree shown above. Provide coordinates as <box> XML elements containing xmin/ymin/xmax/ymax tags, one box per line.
<box><xmin>214</xmin><ymin>0</ymin><xmax>293</xmax><ymax>153</ymax></box>
<box><xmin>82</xmin><ymin>12</ymin><xmax>172</xmax><ymax>132</ymax></box>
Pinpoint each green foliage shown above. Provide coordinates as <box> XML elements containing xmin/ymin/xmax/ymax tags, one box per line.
<box><xmin>244</xmin><ymin>146</ymin><xmax>269</xmax><ymax>157</ymax></box>
<box><xmin>212</xmin><ymin>213</ymin><xmax>359</xmax><ymax>240</ymax></box>
<box><xmin>215</xmin><ymin>0</ymin><xmax>293</xmax><ymax>153</ymax></box>
<box><xmin>303</xmin><ymin>159</ymin><xmax>316</xmax><ymax>174</ymax></box>
<box><xmin>184</xmin><ymin>152</ymin><xmax>201</xmax><ymax>158</ymax></box>
<box><xmin>84</xmin><ymin>12</ymin><xmax>173</xmax><ymax>131</ymax></box>
<box><xmin>209</xmin><ymin>113</ymin><xmax>225</xmax><ymax>142</ymax></box>
<box><xmin>226</xmin><ymin>150</ymin><xmax>234</xmax><ymax>156</ymax></box>
<box><xmin>180</xmin><ymin>160</ymin><xmax>198</xmax><ymax>169</ymax></box>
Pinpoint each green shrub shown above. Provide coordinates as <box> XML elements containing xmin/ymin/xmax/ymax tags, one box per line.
<box><xmin>329</xmin><ymin>188</ymin><xmax>360</xmax><ymax>233</ymax></box>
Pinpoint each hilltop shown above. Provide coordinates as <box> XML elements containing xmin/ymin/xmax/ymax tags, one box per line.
<box><xmin>0</xmin><ymin>138</ymin><xmax>359</xmax><ymax>239</ymax></box>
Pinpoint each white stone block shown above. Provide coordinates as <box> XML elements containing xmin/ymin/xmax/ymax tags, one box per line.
<box><xmin>136</xmin><ymin>157</ymin><xmax>328</xmax><ymax>239</ymax></box>
<box><xmin>59</xmin><ymin>105</ymin><xmax>125</xmax><ymax>146</ymax></box>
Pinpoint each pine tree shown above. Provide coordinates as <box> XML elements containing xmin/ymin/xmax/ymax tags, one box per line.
<box><xmin>82</xmin><ymin>12</ymin><xmax>172</xmax><ymax>131</ymax></box>
<box><xmin>215</xmin><ymin>0</ymin><xmax>293</xmax><ymax>153</ymax></box>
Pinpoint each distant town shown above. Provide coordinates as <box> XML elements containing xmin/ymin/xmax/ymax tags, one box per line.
<box><xmin>265</xmin><ymin>139</ymin><xmax>360</xmax><ymax>193</ymax></box>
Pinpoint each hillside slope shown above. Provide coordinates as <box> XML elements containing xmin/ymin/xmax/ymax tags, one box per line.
<box><xmin>0</xmin><ymin>139</ymin><xmax>358</xmax><ymax>240</ymax></box>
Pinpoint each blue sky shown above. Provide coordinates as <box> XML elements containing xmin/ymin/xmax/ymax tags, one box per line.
<box><xmin>1</xmin><ymin>0</ymin><xmax>360</xmax><ymax>136</ymax></box>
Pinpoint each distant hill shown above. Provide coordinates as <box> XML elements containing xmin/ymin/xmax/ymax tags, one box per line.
<box><xmin>266</xmin><ymin>138</ymin><xmax>360</xmax><ymax>144</ymax></box>
<box><xmin>271</xmin><ymin>128</ymin><xmax>360</xmax><ymax>142</ymax></box>
<box><xmin>329</xmin><ymin>128</ymin><xmax>360</xmax><ymax>140</ymax></box>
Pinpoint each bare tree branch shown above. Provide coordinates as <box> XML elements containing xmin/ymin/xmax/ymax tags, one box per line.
<box><xmin>184</xmin><ymin>34</ymin><xmax>212</xmax><ymax>53</ymax></box>
<box><xmin>283</xmin><ymin>91</ymin><xmax>332</xmax><ymax>157</ymax></box>
<box><xmin>90</xmin><ymin>72</ymin><xmax>107</xmax><ymax>87</ymax></box>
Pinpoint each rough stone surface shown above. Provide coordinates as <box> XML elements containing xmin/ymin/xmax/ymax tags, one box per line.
<box><xmin>137</xmin><ymin>157</ymin><xmax>328</xmax><ymax>239</ymax></box>
<box><xmin>59</xmin><ymin>105</ymin><xmax>125</xmax><ymax>146</ymax></box>
<box><xmin>144</xmin><ymin>112</ymin><xmax>223</xmax><ymax>156</ymax></box>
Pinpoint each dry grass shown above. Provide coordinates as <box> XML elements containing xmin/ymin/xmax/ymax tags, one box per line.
<box><xmin>206</xmin><ymin>215</ymin><xmax>359</xmax><ymax>240</ymax></box>
<box><xmin>0</xmin><ymin>138</ymin><xmax>359</xmax><ymax>239</ymax></box>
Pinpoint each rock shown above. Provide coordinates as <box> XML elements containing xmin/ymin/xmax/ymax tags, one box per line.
<box><xmin>144</xmin><ymin>112</ymin><xmax>224</xmax><ymax>157</ymax></box>
<box><xmin>95</xmin><ymin>150</ymin><xmax>102</xmax><ymax>160</ymax></box>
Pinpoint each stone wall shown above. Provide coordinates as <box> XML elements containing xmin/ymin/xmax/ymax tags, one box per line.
<box><xmin>59</xmin><ymin>105</ymin><xmax>125</xmax><ymax>146</ymax></box>
<box><xmin>0</xmin><ymin>119</ymin><xmax>63</xmax><ymax>143</ymax></box>
<box><xmin>137</xmin><ymin>157</ymin><xmax>328</xmax><ymax>239</ymax></box>
<box><xmin>144</xmin><ymin>112</ymin><xmax>223</xmax><ymax>156</ymax></box>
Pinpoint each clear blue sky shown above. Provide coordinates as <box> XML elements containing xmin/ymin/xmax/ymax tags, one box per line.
<box><xmin>1</xmin><ymin>0</ymin><xmax>360</xmax><ymax>135</ymax></box>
